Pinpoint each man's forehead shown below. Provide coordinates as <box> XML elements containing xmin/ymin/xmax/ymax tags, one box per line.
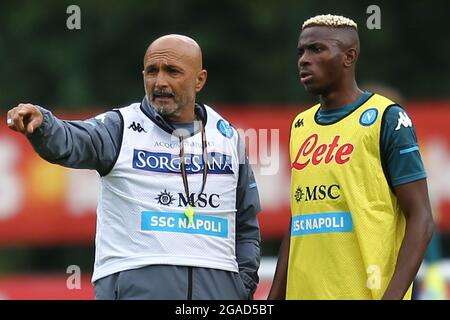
<box><xmin>144</xmin><ymin>48</ymin><xmax>197</xmax><ymax>70</ymax></box>
<box><xmin>299</xmin><ymin>26</ymin><xmax>341</xmax><ymax>44</ymax></box>
<box><xmin>144</xmin><ymin>37</ymin><xmax>201</xmax><ymax>68</ymax></box>
<box><xmin>145</xmin><ymin>48</ymin><xmax>186</xmax><ymax>63</ymax></box>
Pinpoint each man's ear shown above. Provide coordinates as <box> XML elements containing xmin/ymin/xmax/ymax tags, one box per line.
<box><xmin>195</xmin><ymin>70</ymin><xmax>208</xmax><ymax>92</ymax></box>
<box><xmin>343</xmin><ymin>48</ymin><xmax>358</xmax><ymax>68</ymax></box>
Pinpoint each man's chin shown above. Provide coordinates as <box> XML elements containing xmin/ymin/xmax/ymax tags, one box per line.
<box><xmin>303</xmin><ymin>84</ymin><xmax>321</xmax><ymax>96</ymax></box>
<box><xmin>154</xmin><ymin>104</ymin><xmax>180</xmax><ymax>119</ymax></box>
<box><xmin>153</xmin><ymin>102</ymin><xmax>172</xmax><ymax>112</ymax></box>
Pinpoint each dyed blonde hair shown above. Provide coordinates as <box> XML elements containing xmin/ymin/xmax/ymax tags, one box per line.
<box><xmin>302</xmin><ymin>14</ymin><xmax>357</xmax><ymax>30</ymax></box>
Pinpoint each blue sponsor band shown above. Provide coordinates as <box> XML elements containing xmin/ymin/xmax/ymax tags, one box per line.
<box><xmin>141</xmin><ymin>211</ymin><xmax>228</xmax><ymax>238</ymax></box>
<box><xmin>291</xmin><ymin>212</ymin><xmax>353</xmax><ymax>236</ymax></box>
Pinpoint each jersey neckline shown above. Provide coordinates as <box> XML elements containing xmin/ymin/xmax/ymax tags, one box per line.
<box><xmin>314</xmin><ymin>92</ymin><xmax>374</xmax><ymax>126</ymax></box>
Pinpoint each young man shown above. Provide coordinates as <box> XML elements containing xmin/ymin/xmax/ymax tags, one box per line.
<box><xmin>268</xmin><ymin>15</ymin><xmax>433</xmax><ymax>300</ymax></box>
<box><xmin>6</xmin><ymin>34</ymin><xmax>261</xmax><ymax>299</ymax></box>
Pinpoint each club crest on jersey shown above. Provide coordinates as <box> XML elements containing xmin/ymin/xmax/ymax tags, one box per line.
<box><xmin>359</xmin><ymin>108</ymin><xmax>378</xmax><ymax>126</ymax></box>
<box><xmin>217</xmin><ymin>119</ymin><xmax>234</xmax><ymax>138</ymax></box>
<box><xmin>291</xmin><ymin>134</ymin><xmax>354</xmax><ymax>170</ymax></box>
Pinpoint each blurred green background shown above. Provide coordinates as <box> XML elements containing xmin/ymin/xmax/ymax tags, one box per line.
<box><xmin>1</xmin><ymin>0</ymin><xmax>449</xmax><ymax>111</ymax></box>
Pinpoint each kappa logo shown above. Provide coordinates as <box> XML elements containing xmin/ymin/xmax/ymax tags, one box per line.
<box><xmin>294</xmin><ymin>118</ymin><xmax>304</xmax><ymax>128</ymax></box>
<box><xmin>395</xmin><ymin>112</ymin><xmax>412</xmax><ymax>131</ymax></box>
<box><xmin>94</xmin><ymin>113</ymin><xmax>107</xmax><ymax>124</ymax></box>
<box><xmin>128</xmin><ymin>121</ymin><xmax>147</xmax><ymax>133</ymax></box>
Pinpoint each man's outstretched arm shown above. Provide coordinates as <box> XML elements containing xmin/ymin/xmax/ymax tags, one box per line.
<box><xmin>6</xmin><ymin>103</ymin><xmax>122</xmax><ymax>175</ymax></box>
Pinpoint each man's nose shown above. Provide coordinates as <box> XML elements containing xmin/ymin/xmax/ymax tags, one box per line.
<box><xmin>155</xmin><ymin>71</ymin><xmax>169</xmax><ymax>89</ymax></box>
<box><xmin>299</xmin><ymin>52</ymin><xmax>310</xmax><ymax>66</ymax></box>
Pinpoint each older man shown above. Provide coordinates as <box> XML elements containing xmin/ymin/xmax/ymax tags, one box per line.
<box><xmin>7</xmin><ymin>34</ymin><xmax>261</xmax><ymax>300</ymax></box>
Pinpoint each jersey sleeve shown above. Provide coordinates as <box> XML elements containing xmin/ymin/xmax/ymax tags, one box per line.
<box><xmin>27</xmin><ymin>106</ymin><xmax>123</xmax><ymax>175</ymax></box>
<box><xmin>380</xmin><ymin>105</ymin><xmax>427</xmax><ymax>187</ymax></box>
<box><xmin>234</xmin><ymin>134</ymin><xmax>261</xmax><ymax>297</ymax></box>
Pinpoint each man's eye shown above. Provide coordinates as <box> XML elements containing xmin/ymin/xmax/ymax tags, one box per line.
<box><xmin>168</xmin><ymin>68</ymin><xmax>181</xmax><ymax>75</ymax></box>
<box><xmin>312</xmin><ymin>47</ymin><xmax>322</xmax><ymax>53</ymax></box>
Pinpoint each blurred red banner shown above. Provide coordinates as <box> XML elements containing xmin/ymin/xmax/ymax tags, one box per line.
<box><xmin>1</xmin><ymin>102</ymin><xmax>450</xmax><ymax>245</ymax></box>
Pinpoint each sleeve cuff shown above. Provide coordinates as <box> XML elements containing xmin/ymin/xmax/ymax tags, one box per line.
<box><xmin>391</xmin><ymin>172</ymin><xmax>427</xmax><ymax>186</ymax></box>
<box><xmin>239</xmin><ymin>271</ymin><xmax>257</xmax><ymax>298</ymax></box>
